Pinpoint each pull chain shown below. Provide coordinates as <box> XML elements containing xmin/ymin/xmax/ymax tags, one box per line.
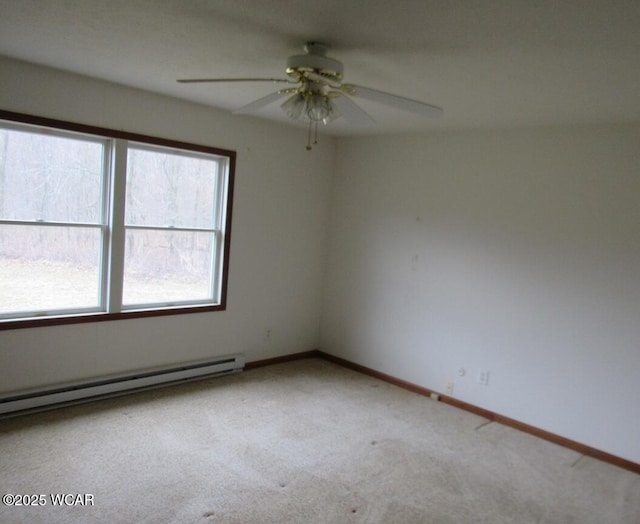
<box><xmin>306</xmin><ymin>120</ymin><xmax>321</xmax><ymax>150</ymax></box>
<box><xmin>306</xmin><ymin>119</ymin><xmax>313</xmax><ymax>150</ymax></box>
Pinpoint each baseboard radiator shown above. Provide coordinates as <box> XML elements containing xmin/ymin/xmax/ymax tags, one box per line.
<box><xmin>0</xmin><ymin>354</ymin><xmax>245</xmax><ymax>417</ymax></box>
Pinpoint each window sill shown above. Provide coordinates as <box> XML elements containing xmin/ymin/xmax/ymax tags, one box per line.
<box><xmin>0</xmin><ymin>303</ymin><xmax>226</xmax><ymax>330</ymax></box>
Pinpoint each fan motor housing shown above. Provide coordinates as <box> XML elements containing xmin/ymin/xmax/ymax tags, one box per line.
<box><xmin>286</xmin><ymin>42</ymin><xmax>344</xmax><ymax>83</ymax></box>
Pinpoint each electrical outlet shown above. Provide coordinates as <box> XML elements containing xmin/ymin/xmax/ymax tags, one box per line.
<box><xmin>445</xmin><ymin>381</ymin><xmax>454</xmax><ymax>395</ymax></box>
<box><xmin>478</xmin><ymin>369</ymin><xmax>490</xmax><ymax>386</ymax></box>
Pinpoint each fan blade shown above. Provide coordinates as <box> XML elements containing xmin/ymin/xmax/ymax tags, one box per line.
<box><xmin>342</xmin><ymin>84</ymin><xmax>443</xmax><ymax>119</ymax></box>
<box><xmin>331</xmin><ymin>94</ymin><xmax>375</xmax><ymax>127</ymax></box>
<box><xmin>233</xmin><ymin>90</ymin><xmax>289</xmax><ymax>114</ymax></box>
<box><xmin>177</xmin><ymin>78</ymin><xmax>292</xmax><ymax>84</ymax></box>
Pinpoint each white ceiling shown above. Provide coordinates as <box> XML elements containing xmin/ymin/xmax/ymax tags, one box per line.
<box><xmin>1</xmin><ymin>0</ymin><xmax>639</xmax><ymax>136</ymax></box>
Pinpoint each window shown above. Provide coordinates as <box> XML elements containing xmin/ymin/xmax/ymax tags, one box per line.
<box><xmin>0</xmin><ymin>111</ymin><xmax>234</xmax><ymax>328</ymax></box>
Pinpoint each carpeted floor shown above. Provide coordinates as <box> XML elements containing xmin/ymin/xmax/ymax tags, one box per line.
<box><xmin>1</xmin><ymin>358</ymin><xmax>638</xmax><ymax>523</ymax></box>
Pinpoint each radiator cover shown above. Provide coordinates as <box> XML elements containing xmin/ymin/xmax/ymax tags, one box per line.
<box><xmin>0</xmin><ymin>354</ymin><xmax>245</xmax><ymax>417</ymax></box>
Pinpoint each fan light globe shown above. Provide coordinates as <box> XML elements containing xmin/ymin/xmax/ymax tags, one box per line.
<box><xmin>307</xmin><ymin>95</ymin><xmax>331</xmax><ymax>122</ymax></box>
<box><xmin>281</xmin><ymin>93</ymin><xmax>306</xmax><ymax>120</ymax></box>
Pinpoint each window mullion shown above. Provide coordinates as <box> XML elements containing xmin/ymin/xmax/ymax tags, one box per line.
<box><xmin>106</xmin><ymin>139</ymin><xmax>128</xmax><ymax>313</ymax></box>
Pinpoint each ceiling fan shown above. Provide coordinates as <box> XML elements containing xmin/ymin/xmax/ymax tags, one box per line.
<box><xmin>178</xmin><ymin>42</ymin><xmax>443</xmax><ymax>149</ymax></box>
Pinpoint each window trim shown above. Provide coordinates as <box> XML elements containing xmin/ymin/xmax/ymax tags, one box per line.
<box><xmin>0</xmin><ymin>110</ymin><xmax>235</xmax><ymax>331</ymax></box>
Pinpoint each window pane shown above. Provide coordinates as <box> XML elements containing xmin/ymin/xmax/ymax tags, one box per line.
<box><xmin>122</xmin><ymin>229</ymin><xmax>215</xmax><ymax>306</ymax></box>
<box><xmin>125</xmin><ymin>146</ymin><xmax>219</xmax><ymax>228</ymax></box>
<box><xmin>0</xmin><ymin>224</ymin><xmax>102</xmax><ymax>314</ymax></box>
<box><xmin>0</xmin><ymin>128</ymin><xmax>104</xmax><ymax>223</ymax></box>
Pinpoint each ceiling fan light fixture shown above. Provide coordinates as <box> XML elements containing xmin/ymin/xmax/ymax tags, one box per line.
<box><xmin>281</xmin><ymin>91</ymin><xmax>341</xmax><ymax>125</ymax></box>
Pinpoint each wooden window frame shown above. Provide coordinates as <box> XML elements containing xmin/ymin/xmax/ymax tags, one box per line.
<box><xmin>0</xmin><ymin>110</ymin><xmax>235</xmax><ymax>330</ymax></box>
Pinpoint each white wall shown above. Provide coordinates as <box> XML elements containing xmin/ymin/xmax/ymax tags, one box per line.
<box><xmin>322</xmin><ymin>126</ymin><xmax>640</xmax><ymax>463</ymax></box>
<box><xmin>0</xmin><ymin>57</ymin><xmax>335</xmax><ymax>392</ymax></box>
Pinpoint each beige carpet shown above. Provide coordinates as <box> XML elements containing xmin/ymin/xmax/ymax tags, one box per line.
<box><xmin>1</xmin><ymin>358</ymin><xmax>638</xmax><ymax>523</ymax></box>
